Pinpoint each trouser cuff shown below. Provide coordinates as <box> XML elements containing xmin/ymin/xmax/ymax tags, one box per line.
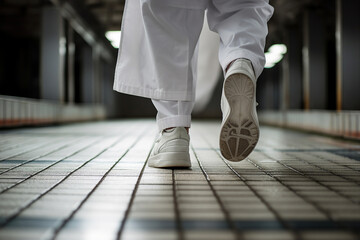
<box><xmin>156</xmin><ymin>115</ymin><xmax>191</xmax><ymax>132</ymax></box>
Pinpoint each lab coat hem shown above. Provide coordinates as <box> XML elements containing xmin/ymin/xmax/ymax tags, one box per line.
<box><xmin>113</xmin><ymin>83</ymin><xmax>194</xmax><ymax>101</ymax></box>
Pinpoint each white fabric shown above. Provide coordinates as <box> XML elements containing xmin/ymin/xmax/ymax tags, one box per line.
<box><xmin>151</xmin><ymin>99</ymin><xmax>194</xmax><ymax>131</ymax></box>
<box><xmin>114</xmin><ymin>0</ymin><xmax>205</xmax><ymax>101</ymax></box>
<box><xmin>208</xmin><ymin>0</ymin><xmax>273</xmax><ymax>78</ymax></box>
<box><xmin>153</xmin><ymin>0</ymin><xmax>208</xmax><ymax>9</ymax></box>
<box><xmin>113</xmin><ymin>0</ymin><xmax>274</xmax><ymax>102</ymax></box>
<box><xmin>193</xmin><ymin>13</ymin><xmax>221</xmax><ymax>113</ymax></box>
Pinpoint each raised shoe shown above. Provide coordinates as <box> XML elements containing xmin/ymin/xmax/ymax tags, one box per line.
<box><xmin>219</xmin><ymin>59</ymin><xmax>259</xmax><ymax>161</ymax></box>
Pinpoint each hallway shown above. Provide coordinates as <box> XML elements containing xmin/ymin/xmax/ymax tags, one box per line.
<box><xmin>0</xmin><ymin>120</ymin><xmax>359</xmax><ymax>240</ymax></box>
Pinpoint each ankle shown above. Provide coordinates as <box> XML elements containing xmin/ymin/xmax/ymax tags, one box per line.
<box><xmin>225</xmin><ymin>59</ymin><xmax>237</xmax><ymax>73</ymax></box>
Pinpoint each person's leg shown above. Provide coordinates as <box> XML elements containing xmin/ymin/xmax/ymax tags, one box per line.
<box><xmin>114</xmin><ymin>0</ymin><xmax>207</xmax><ymax>101</ymax></box>
<box><xmin>140</xmin><ymin>0</ymin><xmax>205</xmax><ymax>129</ymax></box>
<box><xmin>207</xmin><ymin>0</ymin><xmax>273</xmax><ymax>78</ymax></box>
<box><xmin>207</xmin><ymin>0</ymin><xmax>273</xmax><ymax>161</ymax></box>
<box><xmin>139</xmin><ymin>1</ymin><xmax>206</xmax><ymax>168</ymax></box>
<box><xmin>140</xmin><ymin>0</ymin><xmax>206</xmax><ymax>101</ymax></box>
<box><xmin>149</xmin><ymin>99</ymin><xmax>194</xmax><ymax>168</ymax></box>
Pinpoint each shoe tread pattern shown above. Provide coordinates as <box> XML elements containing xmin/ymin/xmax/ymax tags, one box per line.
<box><xmin>220</xmin><ymin>73</ymin><xmax>259</xmax><ymax>161</ymax></box>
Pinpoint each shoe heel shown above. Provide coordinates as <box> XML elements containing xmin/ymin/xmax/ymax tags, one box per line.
<box><xmin>220</xmin><ymin>73</ymin><xmax>259</xmax><ymax>161</ymax></box>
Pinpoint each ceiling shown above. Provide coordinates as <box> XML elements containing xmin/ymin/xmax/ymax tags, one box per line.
<box><xmin>84</xmin><ymin>0</ymin><xmax>125</xmax><ymax>31</ymax></box>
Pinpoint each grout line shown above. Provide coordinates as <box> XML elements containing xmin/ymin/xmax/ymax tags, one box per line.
<box><xmin>195</xmin><ymin>127</ymin><xmax>302</xmax><ymax>240</ymax></box>
<box><xmin>275</xmin><ymin>152</ymin><xmax>360</xmax><ymax>205</ymax></box>
<box><xmin>0</xmin><ymin>136</ymin><xmax>39</xmax><ymax>152</ymax></box>
<box><xmin>0</xmin><ymin>137</ymin><xmax>82</xmax><ymax>176</ymax></box>
<box><xmin>0</xmin><ymin>122</ymin><xmax>133</xmax><ymax>194</ymax></box>
<box><xmin>50</xmin><ymin>125</ymin><xmax>151</xmax><ymax>240</ymax></box>
<box><xmin>172</xmin><ymin>169</ymin><xmax>184</xmax><ymax>240</ymax></box>
<box><xmin>248</xmin><ymin>156</ymin><xmax>334</xmax><ymax>219</ymax></box>
<box><xmin>314</xmin><ymin>151</ymin><xmax>360</xmax><ymax>173</ymax></box>
<box><xmin>246</xmin><ymin>156</ymin><xmax>360</xmax><ymax>238</ymax></box>
<box><xmin>307</xmin><ymin>151</ymin><xmax>360</xmax><ymax>180</ymax></box>
<box><xmin>0</xmin><ymin>135</ymin><xmax>123</xmax><ymax>229</ymax></box>
<box><xmin>0</xmin><ymin>137</ymin><xmax>103</xmax><ymax>195</ymax></box>
<box><xmin>190</xmin><ymin>145</ymin><xmax>242</xmax><ymax>240</ymax></box>
<box><xmin>216</xmin><ymin>154</ymin><xmax>302</xmax><ymax>240</ymax></box>
<box><xmin>116</xmin><ymin>132</ymin><xmax>154</xmax><ymax>240</ymax></box>
<box><xmin>0</xmin><ymin>138</ymin><xmax>65</xmax><ymax>162</ymax></box>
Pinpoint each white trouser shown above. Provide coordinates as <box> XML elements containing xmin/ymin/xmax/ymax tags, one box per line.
<box><xmin>113</xmin><ymin>0</ymin><xmax>274</xmax><ymax>131</ymax></box>
<box><xmin>151</xmin><ymin>99</ymin><xmax>194</xmax><ymax>131</ymax></box>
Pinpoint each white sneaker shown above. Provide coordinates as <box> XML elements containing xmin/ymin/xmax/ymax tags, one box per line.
<box><xmin>219</xmin><ymin>59</ymin><xmax>259</xmax><ymax>162</ymax></box>
<box><xmin>148</xmin><ymin>127</ymin><xmax>191</xmax><ymax>168</ymax></box>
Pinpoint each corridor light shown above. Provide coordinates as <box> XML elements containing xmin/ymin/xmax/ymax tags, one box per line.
<box><xmin>264</xmin><ymin>44</ymin><xmax>287</xmax><ymax>68</ymax></box>
<box><xmin>105</xmin><ymin>31</ymin><xmax>121</xmax><ymax>48</ymax></box>
<box><xmin>269</xmin><ymin>44</ymin><xmax>287</xmax><ymax>55</ymax></box>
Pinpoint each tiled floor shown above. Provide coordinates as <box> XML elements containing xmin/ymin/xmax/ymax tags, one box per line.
<box><xmin>0</xmin><ymin>120</ymin><xmax>359</xmax><ymax>240</ymax></box>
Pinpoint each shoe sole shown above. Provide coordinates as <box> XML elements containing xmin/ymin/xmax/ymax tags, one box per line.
<box><xmin>220</xmin><ymin>73</ymin><xmax>259</xmax><ymax>162</ymax></box>
<box><xmin>148</xmin><ymin>152</ymin><xmax>191</xmax><ymax>168</ymax></box>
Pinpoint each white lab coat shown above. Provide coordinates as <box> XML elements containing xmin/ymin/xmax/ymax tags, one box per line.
<box><xmin>113</xmin><ymin>0</ymin><xmax>274</xmax><ymax>102</ymax></box>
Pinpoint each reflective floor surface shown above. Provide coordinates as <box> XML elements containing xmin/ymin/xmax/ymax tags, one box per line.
<box><xmin>0</xmin><ymin>120</ymin><xmax>359</xmax><ymax>240</ymax></box>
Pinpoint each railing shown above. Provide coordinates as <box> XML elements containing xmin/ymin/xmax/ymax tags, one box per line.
<box><xmin>259</xmin><ymin>110</ymin><xmax>360</xmax><ymax>140</ymax></box>
<box><xmin>0</xmin><ymin>95</ymin><xmax>105</xmax><ymax>127</ymax></box>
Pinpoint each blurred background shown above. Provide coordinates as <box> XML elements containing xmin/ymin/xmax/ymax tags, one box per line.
<box><xmin>0</xmin><ymin>0</ymin><xmax>359</xmax><ymax>138</ymax></box>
